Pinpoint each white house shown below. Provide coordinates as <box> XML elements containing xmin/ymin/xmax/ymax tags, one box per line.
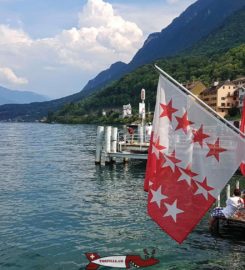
<box><xmin>122</xmin><ymin>104</ymin><xmax>132</xmax><ymax>118</ymax></box>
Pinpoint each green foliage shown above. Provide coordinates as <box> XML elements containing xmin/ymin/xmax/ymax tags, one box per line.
<box><xmin>227</xmin><ymin>107</ymin><xmax>240</xmax><ymax>118</ymax></box>
<box><xmin>189</xmin><ymin>7</ymin><xmax>245</xmax><ymax>56</ymax></box>
<box><xmin>51</xmin><ymin>44</ymin><xmax>245</xmax><ymax>124</ymax></box>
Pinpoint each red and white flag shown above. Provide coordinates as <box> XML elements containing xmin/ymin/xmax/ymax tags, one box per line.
<box><xmin>145</xmin><ymin>72</ymin><xmax>245</xmax><ymax>243</ymax></box>
<box><xmin>240</xmin><ymin>97</ymin><xmax>245</xmax><ymax>175</ymax></box>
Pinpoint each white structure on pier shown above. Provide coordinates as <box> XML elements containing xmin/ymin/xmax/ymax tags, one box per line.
<box><xmin>95</xmin><ymin>125</ymin><xmax>149</xmax><ymax>165</ymax></box>
<box><xmin>122</xmin><ymin>104</ymin><xmax>132</xmax><ymax>118</ymax></box>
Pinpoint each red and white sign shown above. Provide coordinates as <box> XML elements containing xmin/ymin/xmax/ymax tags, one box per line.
<box><xmin>144</xmin><ymin>74</ymin><xmax>245</xmax><ymax>243</ymax></box>
<box><xmin>85</xmin><ymin>253</ymin><xmax>159</xmax><ymax>269</ymax></box>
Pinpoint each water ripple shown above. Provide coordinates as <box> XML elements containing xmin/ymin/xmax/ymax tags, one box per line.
<box><xmin>0</xmin><ymin>123</ymin><xmax>244</xmax><ymax>270</ymax></box>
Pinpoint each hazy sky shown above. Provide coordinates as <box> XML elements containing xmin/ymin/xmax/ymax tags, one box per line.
<box><xmin>0</xmin><ymin>0</ymin><xmax>196</xmax><ymax>98</ymax></box>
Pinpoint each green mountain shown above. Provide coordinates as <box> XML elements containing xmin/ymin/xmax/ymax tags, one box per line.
<box><xmin>189</xmin><ymin>6</ymin><xmax>245</xmax><ymax>55</ymax></box>
<box><xmin>51</xmin><ymin>44</ymin><xmax>245</xmax><ymax>124</ymax></box>
<box><xmin>0</xmin><ymin>1</ymin><xmax>245</xmax><ymax>122</ymax></box>
<box><xmin>0</xmin><ymin>85</ymin><xmax>48</xmax><ymax>105</ymax></box>
<box><xmin>50</xmin><ymin>7</ymin><xmax>245</xmax><ymax>124</ymax></box>
<box><xmin>82</xmin><ymin>0</ymin><xmax>245</xmax><ymax>94</ymax></box>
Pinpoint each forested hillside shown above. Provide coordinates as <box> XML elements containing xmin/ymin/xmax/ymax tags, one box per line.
<box><xmin>82</xmin><ymin>0</ymin><xmax>245</xmax><ymax>95</ymax></box>
<box><xmin>51</xmin><ymin>44</ymin><xmax>245</xmax><ymax>124</ymax></box>
<box><xmin>0</xmin><ymin>2</ymin><xmax>244</xmax><ymax>122</ymax></box>
<box><xmin>51</xmin><ymin>6</ymin><xmax>245</xmax><ymax>124</ymax></box>
<box><xmin>190</xmin><ymin>6</ymin><xmax>245</xmax><ymax>55</ymax></box>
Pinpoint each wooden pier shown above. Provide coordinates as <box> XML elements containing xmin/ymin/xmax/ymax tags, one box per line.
<box><xmin>95</xmin><ymin>126</ymin><xmax>245</xmax><ymax>231</ymax></box>
<box><xmin>95</xmin><ymin>125</ymin><xmax>149</xmax><ymax>165</ymax></box>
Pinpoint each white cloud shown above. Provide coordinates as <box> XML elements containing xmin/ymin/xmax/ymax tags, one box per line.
<box><xmin>53</xmin><ymin>0</ymin><xmax>143</xmax><ymax>66</ymax></box>
<box><xmin>79</xmin><ymin>0</ymin><xmax>114</xmax><ymax>28</ymax></box>
<box><xmin>0</xmin><ymin>0</ymin><xmax>144</xmax><ymax>97</ymax></box>
<box><xmin>0</xmin><ymin>0</ymin><xmax>197</xmax><ymax>97</ymax></box>
<box><xmin>0</xmin><ymin>24</ymin><xmax>31</xmax><ymax>45</ymax></box>
<box><xmin>0</xmin><ymin>67</ymin><xmax>28</xmax><ymax>85</ymax></box>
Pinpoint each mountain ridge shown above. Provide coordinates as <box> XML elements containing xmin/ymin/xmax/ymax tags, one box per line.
<box><xmin>83</xmin><ymin>0</ymin><xmax>245</xmax><ymax>93</ymax></box>
<box><xmin>0</xmin><ymin>0</ymin><xmax>245</xmax><ymax>121</ymax></box>
<box><xmin>0</xmin><ymin>85</ymin><xmax>48</xmax><ymax>105</ymax></box>
<box><xmin>50</xmin><ymin>43</ymin><xmax>245</xmax><ymax>124</ymax></box>
<box><xmin>189</xmin><ymin>6</ymin><xmax>245</xmax><ymax>55</ymax></box>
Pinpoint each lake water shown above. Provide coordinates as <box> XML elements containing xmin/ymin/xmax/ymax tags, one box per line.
<box><xmin>0</xmin><ymin>123</ymin><xmax>244</xmax><ymax>270</ymax></box>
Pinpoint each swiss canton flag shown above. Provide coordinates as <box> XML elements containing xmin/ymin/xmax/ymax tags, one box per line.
<box><xmin>144</xmin><ymin>73</ymin><xmax>245</xmax><ymax>243</ymax></box>
<box><xmin>240</xmin><ymin>97</ymin><xmax>245</xmax><ymax>175</ymax></box>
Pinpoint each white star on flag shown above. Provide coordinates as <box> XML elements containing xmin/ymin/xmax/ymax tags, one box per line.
<box><xmin>178</xmin><ymin>169</ymin><xmax>192</xmax><ymax>186</ymax></box>
<box><xmin>194</xmin><ymin>177</ymin><xmax>214</xmax><ymax>200</ymax></box>
<box><xmin>145</xmin><ymin>66</ymin><xmax>245</xmax><ymax>243</ymax></box>
<box><xmin>162</xmin><ymin>155</ymin><xmax>175</xmax><ymax>171</ymax></box>
<box><xmin>152</xmin><ymin>144</ymin><xmax>160</xmax><ymax>159</ymax></box>
<box><xmin>194</xmin><ymin>182</ymin><xmax>209</xmax><ymax>200</ymax></box>
<box><xmin>163</xmin><ymin>200</ymin><xmax>184</xmax><ymax>222</ymax></box>
<box><xmin>150</xmin><ymin>186</ymin><xmax>168</xmax><ymax>208</ymax></box>
<box><xmin>90</xmin><ymin>254</ymin><xmax>95</xmax><ymax>260</ymax></box>
<box><xmin>151</xmin><ymin>136</ymin><xmax>166</xmax><ymax>159</ymax></box>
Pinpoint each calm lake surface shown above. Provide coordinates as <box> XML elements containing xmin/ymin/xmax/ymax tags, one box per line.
<box><xmin>0</xmin><ymin>123</ymin><xmax>244</xmax><ymax>270</ymax></box>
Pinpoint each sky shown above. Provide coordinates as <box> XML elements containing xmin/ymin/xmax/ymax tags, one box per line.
<box><xmin>0</xmin><ymin>0</ymin><xmax>197</xmax><ymax>99</ymax></box>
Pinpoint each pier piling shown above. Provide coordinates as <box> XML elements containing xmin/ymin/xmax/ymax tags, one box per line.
<box><xmin>111</xmin><ymin>127</ymin><xmax>118</xmax><ymax>153</ymax></box>
<box><xmin>216</xmin><ymin>195</ymin><xmax>220</xmax><ymax>207</ymax></box>
<box><xmin>235</xmin><ymin>180</ymin><xmax>240</xmax><ymax>189</ymax></box>
<box><xmin>95</xmin><ymin>126</ymin><xmax>104</xmax><ymax>165</ymax></box>
<box><xmin>95</xmin><ymin>125</ymin><xmax>149</xmax><ymax>165</ymax></box>
<box><xmin>111</xmin><ymin>127</ymin><xmax>118</xmax><ymax>163</ymax></box>
<box><xmin>138</xmin><ymin>125</ymin><xmax>144</xmax><ymax>144</ymax></box>
<box><xmin>105</xmin><ymin>126</ymin><xmax>112</xmax><ymax>164</ymax></box>
<box><xmin>226</xmin><ymin>184</ymin><xmax>230</xmax><ymax>199</ymax></box>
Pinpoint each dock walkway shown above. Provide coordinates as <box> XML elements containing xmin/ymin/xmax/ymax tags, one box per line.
<box><xmin>95</xmin><ymin>125</ymin><xmax>149</xmax><ymax>164</ymax></box>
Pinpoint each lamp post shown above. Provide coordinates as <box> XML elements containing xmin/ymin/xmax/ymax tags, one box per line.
<box><xmin>139</xmin><ymin>89</ymin><xmax>146</xmax><ymax>144</ymax></box>
<box><xmin>140</xmin><ymin>88</ymin><xmax>145</xmax><ymax>127</ymax></box>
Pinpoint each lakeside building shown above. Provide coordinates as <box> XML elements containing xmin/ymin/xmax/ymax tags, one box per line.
<box><xmin>122</xmin><ymin>104</ymin><xmax>132</xmax><ymax>118</ymax></box>
<box><xmin>238</xmin><ymin>86</ymin><xmax>245</xmax><ymax>112</ymax></box>
<box><xmin>199</xmin><ymin>81</ymin><xmax>238</xmax><ymax>117</ymax></box>
<box><xmin>183</xmin><ymin>81</ymin><xmax>207</xmax><ymax>97</ymax></box>
<box><xmin>232</xmin><ymin>76</ymin><xmax>245</xmax><ymax>87</ymax></box>
<box><xmin>233</xmin><ymin>77</ymin><xmax>245</xmax><ymax>112</ymax></box>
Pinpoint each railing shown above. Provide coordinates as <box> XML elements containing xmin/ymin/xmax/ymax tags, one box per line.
<box><xmin>95</xmin><ymin>126</ymin><xmax>151</xmax><ymax>164</ymax></box>
<box><xmin>117</xmin><ymin>130</ymin><xmax>151</xmax><ymax>144</ymax></box>
<box><xmin>216</xmin><ymin>179</ymin><xmax>242</xmax><ymax>207</ymax></box>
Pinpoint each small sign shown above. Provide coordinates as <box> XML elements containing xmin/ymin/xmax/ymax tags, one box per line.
<box><xmin>85</xmin><ymin>251</ymin><xmax>159</xmax><ymax>269</ymax></box>
<box><xmin>141</xmin><ymin>88</ymin><xmax>145</xmax><ymax>101</ymax></box>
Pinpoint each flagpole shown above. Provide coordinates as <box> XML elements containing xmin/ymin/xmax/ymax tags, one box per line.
<box><xmin>154</xmin><ymin>64</ymin><xmax>245</xmax><ymax>137</ymax></box>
